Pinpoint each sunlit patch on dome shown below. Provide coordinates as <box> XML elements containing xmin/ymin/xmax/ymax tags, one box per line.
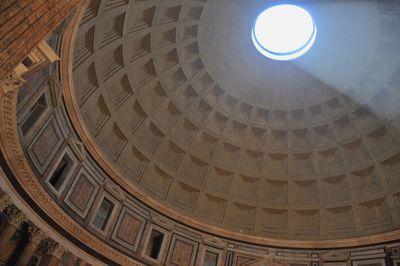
<box><xmin>252</xmin><ymin>4</ymin><xmax>317</xmax><ymax>61</ymax></box>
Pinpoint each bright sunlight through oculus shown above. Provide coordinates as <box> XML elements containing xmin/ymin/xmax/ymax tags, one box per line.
<box><xmin>252</xmin><ymin>5</ymin><xmax>317</xmax><ymax>61</ymax></box>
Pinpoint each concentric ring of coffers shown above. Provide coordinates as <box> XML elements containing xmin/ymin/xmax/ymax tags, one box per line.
<box><xmin>70</xmin><ymin>0</ymin><xmax>400</xmax><ymax>240</ymax></box>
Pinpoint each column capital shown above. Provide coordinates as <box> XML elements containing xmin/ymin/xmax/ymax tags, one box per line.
<box><xmin>4</xmin><ymin>205</ymin><xmax>27</xmax><ymax>227</ymax></box>
<box><xmin>27</xmin><ymin>224</ymin><xmax>46</xmax><ymax>244</ymax></box>
<box><xmin>43</xmin><ymin>238</ymin><xmax>66</xmax><ymax>259</ymax></box>
<box><xmin>0</xmin><ymin>192</ymin><xmax>12</xmax><ymax>211</ymax></box>
<box><xmin>0</xmin><ymin>71</ymin><xmax>25</xmax><ymax>97</ymax></box>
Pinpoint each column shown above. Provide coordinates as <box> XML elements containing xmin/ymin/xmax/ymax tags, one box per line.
<box><xmin>0</xmin><ymin>205</ymin><xmax>26</xmax><ymax>256</ymax></box>
<box><xmin>15</xmin><ymin>224</ymin><xmax>46</xmax><ymax>266</ymax></box>
<box><xmin>40</xmin><ymin>238</ymin><xmax>66</xmax><ymax>266</ymax></box>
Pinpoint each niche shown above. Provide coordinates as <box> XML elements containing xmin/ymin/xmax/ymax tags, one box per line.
<box><xmin>92</xmin><ymin>198</ymin><xmax>114</xmax><ymax>231</ymax></box>
<box><xmin>21</xmin><ymin>93</ymin><xmax>48</xmax><ymax>135</ymax></box>
<box><xmin>48</xmin><ymin>153</ymin><xmax>74</xmax><ymax>191</ymax></box>
<box><xmin>204</xmin><ymin>251</ymin><xmax>219</xmax><ymax>266</ymax></box>
<box><xmin>22</xmin><ymin>57</ymin><xmax>34</xmax><ymax>68</ymax></box>
<box><xmin>145</xmin><ymin>229</ymin><xmax>165</xmax><ymax>260</ymax></box>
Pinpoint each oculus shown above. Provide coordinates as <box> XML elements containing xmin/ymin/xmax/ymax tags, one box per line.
<box><xmin>252</xmin><ymin>5</ymin><xmax>317</xmax><ymax>61</ymax></box>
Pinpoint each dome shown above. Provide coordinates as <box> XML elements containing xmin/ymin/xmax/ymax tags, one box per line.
<box><xmin>2</xmin><ymin>0</ymin><xmax>400</xmax><ymax>265</ymax></box>
<box><xmin>68</xmin><ymin>0</ymin><xmax>400</xmax><ymax>241</ymax></box>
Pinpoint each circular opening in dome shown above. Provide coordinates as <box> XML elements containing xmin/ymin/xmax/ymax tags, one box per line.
<box><xmin>252</xmin><ymin>5</ymin><xmax>317</xmax><ymax>61</ymax></box>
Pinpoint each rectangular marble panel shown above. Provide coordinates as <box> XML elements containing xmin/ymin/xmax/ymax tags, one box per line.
<box><xmin>204</xmin><ymin>251</ymin><xmax>218</xmax><ymax>266</ymax></box>
<box><xmin>167</xmin><ymin>234</ymin><xmax>199</xmax><ymax>266</ymax></box>
<box><xmin>111</xmin><ymin>206</ymin><xmax>146</xmax><ymax>252</ymax></box>
<box><xmin>69</xmin><ymin>175</ymin><xmax>95</xmax><ymax>211</ymax></box>
<box><xmin>171</xmin><ymin>240</ymin><xmax>194</xmax><ymax>265</ymax></box>
<box><xmin>65</xmin><ymin>168</ymin><xmax>99</xmax><ymax>218</ymax></box>
<box><xmin>203</xmin><ymin>246</ymin><xmax>223</xmax><ymax>266</ymax></box>
<box><xmin>352</xmin><ymin>258</ymin><xmax>386</xmax><ymax>266</ymax></box>
<box><xmin>28</xmin><ymin>116</ymin><xmax>63</xmax><ymax>173</ymax></box>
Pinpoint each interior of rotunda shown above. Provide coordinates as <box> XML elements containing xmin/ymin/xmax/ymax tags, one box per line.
<box><xmin>1</xmin><ymin>0</ymin><xmax>400</xmax><ymax>265</ymax></box>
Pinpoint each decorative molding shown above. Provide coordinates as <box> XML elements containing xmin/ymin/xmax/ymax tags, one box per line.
<box><xmin>320</xmin><ymin>250</ymin><xmax>349</xmax><ymax>262</ymax></box>
<box><xmin>67</xmin><ymin>135</ymin><xmax>86</xmax><ymax>162</ymax></box>
<box><xmin>49</xmin><ymin>75</ymin><xmax>64</xmax><ymax>108</ymax></box>
<box><xmin>0</xmin><ymin>192</ymin><xmax>12</xmax><ymax>211</ymax></box>
<box><xmin>27</xmin><ymin>224</ymin><xmax>47</xmax><ymax>243</ymax></box>
<box><xmin>203</xmin><ymin>236</ymin><xmax>226</xmax><ymax>248</ymax></box>
<box><xmin>247</xmin><ymin>257</ymin><xmax>289</xmax><ymax>266</ymax></box>
<box><xmin>104</xmin><ymin>179</ymin><xmax>125</xmax><ymax>201</ymax></box>
<box><xmin>14</xmin><ymin>40</ymin><xmax>60</xmax><ymax>77</ymax></box>
<box><xmin>0</xmin><ymin>71</ymin><xmax>25</xmax><ymax>97</ymax></box>
<box><xmin>4</xmin><ymin>205</ymin><xmax>27</xmax><ymax>226</ymax></box>
<box><xmin>43</xmin><ymin>238</ymin><xmax>67</xmax><ymax>259</ymax></box>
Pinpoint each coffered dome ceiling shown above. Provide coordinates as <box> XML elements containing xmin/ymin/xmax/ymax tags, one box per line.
<box><xmin>68</xmin><ymin>0</ymin><xmax>400</xmax><ymax>241</ymax></box>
